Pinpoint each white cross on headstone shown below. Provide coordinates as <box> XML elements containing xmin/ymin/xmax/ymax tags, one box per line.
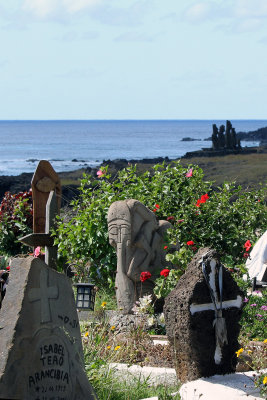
<box><xmin>190</xmin><ymin>259</ymin><xmax>242</xmax><ymax>364</ymax></box>
<box><xmin>28</xmin><ymin>268</ymin><xmax>58</xmax><ymax>323</ymax></box>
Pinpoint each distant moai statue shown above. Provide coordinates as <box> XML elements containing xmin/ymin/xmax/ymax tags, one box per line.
<box><xmin>107</xmin><ymin>199</ymin><xmax>172</xmax><ymax>314</ymax></box>
<box><xmin>231</xmin><ymin>127</ymin><xmax>237</xmax><ymax>149</ymax></box>
<box><xmin>225</xmin><ymin>120</ymin><xmax>233</xmax><ymax>149</ymax></box>
<box><xmin>212</xmin><ymin>124</ymin><xmax>219</xmax><ymax>150</ymax></box>
<box><xmin>218</xmin><ymin>125</ymin><xmax>226</xmax><ymax>148</ymax></box>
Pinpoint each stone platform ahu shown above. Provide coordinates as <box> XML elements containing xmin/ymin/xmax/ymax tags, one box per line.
<box><xmin>0</xmin><ymin>161</ymin><xmax>97</xmax><ymax>400</ymax></box>
<box><xmin>164</xmin><ymin>248</ymin><xmax>244</xmax><ymax>383</ymax></box>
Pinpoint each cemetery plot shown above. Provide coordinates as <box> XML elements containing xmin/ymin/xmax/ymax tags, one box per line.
<box><xmin>164</xmin><ymin>248</ymin><xmax>244</xmax><ymax>383</ymax></box>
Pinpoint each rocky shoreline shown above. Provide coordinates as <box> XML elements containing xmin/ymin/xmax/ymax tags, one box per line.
<box><xmin>0</xmin><ymin>145</ymin><xmax>266</xmax><ymax>204</ymax></box>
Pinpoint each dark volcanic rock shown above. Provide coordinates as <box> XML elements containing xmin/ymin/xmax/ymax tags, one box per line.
<box><xmin>181</xmin><ymin>137</ymin><xmax>199</xmax><ymax>141</ymax></box>
<box><xmin>237</xmin><ymin>126</ymin><xmax>267</xmax><ymax>143</ymax></box>
<box><xmin>164</xmin><ymin>248</ymin><xmax>244</xmax><ymax>383</ymax></box>
<box><xmin>0</xmin><ymin>173</ymin><xmax>32</xmax><ymax>199</ymax></box>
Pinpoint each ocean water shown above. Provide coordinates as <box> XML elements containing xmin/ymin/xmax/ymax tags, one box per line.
<box><xmin>0</xmin><ymin>120</ymin><xmax>265</xmax><ymax>176</ymax></box>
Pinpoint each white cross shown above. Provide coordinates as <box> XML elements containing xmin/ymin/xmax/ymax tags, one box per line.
<box><xmin>28</xmin><ymin>268</ymin><xmax>58</xmax><ymax>323</ymax></box>
<box><xmin>190</xmin><ymin>259</ymin><xmax>242</xmax><ymax>364</ymax></box>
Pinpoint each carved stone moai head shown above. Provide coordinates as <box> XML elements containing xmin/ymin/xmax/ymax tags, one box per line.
<box><xmin>107</xmin><ymin>199</ymin><xmax>172</xmax><ymax>314</ymax></box>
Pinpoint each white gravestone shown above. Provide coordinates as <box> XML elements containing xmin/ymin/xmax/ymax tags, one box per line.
<box><xmin>246</xmin><ymin>230</ymin><xmax>267</xmax><ymax>282</ymax></box>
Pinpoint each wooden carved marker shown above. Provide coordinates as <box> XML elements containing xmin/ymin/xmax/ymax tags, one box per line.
<box><xmin>20</xmin><ymin>190</ymin><xmax>59</xmax><ymax>270</ymax></box>
<box><xmin>31</xmin><ymin>160</ymin><xmax>61</xmax><ymax>233</ymax></box>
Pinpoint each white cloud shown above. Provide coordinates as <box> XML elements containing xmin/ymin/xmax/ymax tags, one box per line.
<box><xmin>22</xmin><ymin>0</ymin><xmax>56</xmax><ymax>18</ymax></box>
<box><xmin>63</xmin><ymin>0</ymin><xmax>101</xmax><ymax>14</ymax></box>
<box><xmin>183</xmin><ymin>0</ymin><xmax>267</xmax><ymax>33</ymax></box>
<box><xmin>234</xmin><ymin>0</ymin><xmax>267</xmax><ymax>18</ymax></box>
<box><xmin>22</xmin><ymin>0</ymin><xmax>101</xmax><ymax>18</ymax></box>
<box><xmin>90</xmin><ymin>1</ymin><xmax>153</xmax><ymax>26</ymax></box>
<box><xmin>114</xmin><ymin>31</ymin><xmax>159</xmax><ymax>42</ymax></box>
<box><xmin>183</xmin><ymin>2</ymin><xmax>216</xmax><ymax>23</ymax></box>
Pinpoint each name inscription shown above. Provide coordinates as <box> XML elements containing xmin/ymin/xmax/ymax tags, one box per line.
<box><xmin>28</xmin><ymin>337</ymin><xmax>72</xmax><ymax>400</ymax></box>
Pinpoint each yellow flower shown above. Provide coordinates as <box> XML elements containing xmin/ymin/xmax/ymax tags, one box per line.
<box><xmin>247</xmin><ymin>350</ymin><xmax>252</xmax><ymax>354</ymax></box>
<box><xmin>263</xmin><ymin>376</ymin><xmax>267</xmax><ymax>385</ymax></box>
<box><xmin>263</xmin><ymin>339</ymin><xmax>267</xmax><ymax>344</ymax></box>
<box><xmin>110</xmin><ymin>326</ymin><xmax>115</xmax><ymax>331</ymax></box>
<box><xmin>236</xmin><ymin>348</ymin><xmax>244</xmax><ymax>357</ymax></box>
<box><xmin>101</xmin><ymin>301</ymin><xmax>107</xmax><ymax>308</ymax></box>
<box><xmin>84</xmin><ymin>331</ymin><xmax>89</xmax><ymax>337</ymax></box>
<box><xmin>107</xmin><ymin>346</ymin><xmax>111</xmax><ymax>350</ymax></box>
<box><xmin>114</xmin><ymin>346</ymin><xmax>121</xmax><ymax>351</ymax></box>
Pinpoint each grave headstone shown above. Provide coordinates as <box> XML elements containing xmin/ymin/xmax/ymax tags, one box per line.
<box><xmin>32</xmin><ymin>160</ymin><xmax>61</xmax><ymax>234</ymax></box>
<box><xmin>20</xmin><ymin>190</ymin><xmax>59</xmax><ymax>270</ymax></box>
<box><xmin>246</xmin><ymin>230</ymin><xmax>267</xmax><ymax>282</ymax></box>
<box><xmin>0</xmin><ymin>256</ymin><xmax>97</xmax><ymax>399</ymax></box>
<box><xmin>164</xmin><ymin>248</ymin><xmax>244</xmax><ymax>383</ymax></box>
<box><xmin>107</xmin><ymin>199</ymin><xmax>172</xmax><ymax>314</ymax></box>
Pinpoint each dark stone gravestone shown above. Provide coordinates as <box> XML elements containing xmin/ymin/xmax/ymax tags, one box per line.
<box><xmin>164</xmin><ymin>248</ymin><xmax>244</xmax><ymax>383</ymax></box>
<box><xmin>0</xmin><ymin>257</ymin><xmax>97</xmax><ymax>399</ymax></box>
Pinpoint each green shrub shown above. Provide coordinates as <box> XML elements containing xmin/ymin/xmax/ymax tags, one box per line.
<box><xmin>0</xmin><ymin>190</ymin><xmax>33</xmax><ymax>256</ymax></box>
<box><xmin>55</xmin><ymin>162</ymin><xmax>266</xmax><ymax>288</ymax></box>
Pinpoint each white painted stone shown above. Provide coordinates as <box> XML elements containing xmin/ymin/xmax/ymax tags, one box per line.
<box><xmin>179</xmin><ymin>370</ymin><xmax>266</xmax><ymax>400</ymax></box>
<box><xmin>108</xmin><ymin>363</ymin><xmax>177</xmax><ymax>386</ymax></box>
<box><xmin>246</xmin><ymin>230</ymin><xmax>267</xmax><ymax>282</ymax></box>
<box><xmin>152</xmin><ymin>339</ymin><xmax>169</xmax><ymax>346</ymax></box>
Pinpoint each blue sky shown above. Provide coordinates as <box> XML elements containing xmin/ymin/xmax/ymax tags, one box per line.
<box><xmin>0</xmin><ymin>0</ymin><xmax>267</xmax><ymax>119</ymax></box>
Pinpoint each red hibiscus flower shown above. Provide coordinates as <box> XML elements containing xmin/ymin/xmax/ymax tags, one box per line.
<box><xmin>140</xmin><ymin>271</ymin><xmax>152</xmax><ymax>282</ymax></box>
<box><xmin>187</xmin><ymin>240</ymin><xmax>194</xmax><ymax>246</ymax></box>
<box><xmin>164</xmin><ymin>246</ymin><xmax>168</xmax><ymax>250</ymax></box>
<box><xmin>195</xmin><ymin>193</ymin><xmax>209</xmax><ymax>207</ymax></box>
<box><xmin>243</xmin><ymin>252</ymin><xmax>249</xmax><ymax>258</ymax></box>
<box><xmin>155</xmin><ymin>204</ymin><xmax>160</xmax><ymax>209</ymax></box>
<box><xmin>244</xmin><ymin>240</ymin><xmax>252</xmax><ymax>252</ymax></box>
<box><xmin>185</xmin><ymin>168</ymin><xmax>193</xmax><ymax>178</ymax></box>
<box><xmin>160</xmin><ymin>269</ymin><xmax>170</xmax><ymax>278</ymax></box>
<box><xmin>167</xmin><ymin>216</ymin><xmax>175</xmax><ymax>222</ymax></box>
<box><xmin>6</xmin><ymin>266</ymin><xmax>10</xmax><ymax>271</ymax></box>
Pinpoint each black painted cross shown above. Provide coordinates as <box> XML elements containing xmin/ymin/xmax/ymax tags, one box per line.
<box><xmin>20</xmin><ymin>190</ymin><xmax>59</xmax><ymax>270</ymax></box>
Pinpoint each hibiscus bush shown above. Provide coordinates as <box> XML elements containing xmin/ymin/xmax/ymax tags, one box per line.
<box><xmin>55</xmin><ymin>161</ymin><xmax>267</xmax><ymax>288</ymax></box>
<box><xmin>0</xmin><ymin>190</ymin><xmax>33</xmax><ymax>256</ymax></box>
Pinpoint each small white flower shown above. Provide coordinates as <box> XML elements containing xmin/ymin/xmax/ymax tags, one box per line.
<box><xmin>147</xmin><ymin>315</ymin><xmax>156</xmax><ymax>327</ymax></box>
<box><xmin>252</xmin><ymin>290</ymin><xmax>263</xmax><ymax>297</ymax></box>
<box><xmin>157</xmin><ymin>313</ymin><xmax>165</xmax><ymax>327</ymax></box>
<box><xmin>242</xmin><ymin>274</ymin><xmax>248</xmax><ymax>282</ymax></box>
<box><xmin>138</xmin><ymin>295</ymin><xmax>153</xmax><ymax>313</ymax></box>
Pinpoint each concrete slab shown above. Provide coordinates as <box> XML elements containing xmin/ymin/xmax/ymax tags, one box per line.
<box><xmin>179</xmin><ymin>370</ymin><xmax>266</xmax><ymax>400</ymax></box>
<box><xmin>108</xmin><ymin>363</ymin><xmax>177</xmax><ymax>386</ymax></box>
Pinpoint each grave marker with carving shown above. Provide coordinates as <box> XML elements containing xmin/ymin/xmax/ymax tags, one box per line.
<box><xmin>0</xmin><ymin>161</ymin><xmax>97</xmax><ymax>399</ymax></box>
<box><xmin>164</xmin><ymin>248</ymin><xmax>244</xmax><ymax>383</ymax></box>
<box><xmin>0</xmin><ymin>257</ymin><xmax>97</xmax><ymax>399</ymax></box>
<box><xmin>20</xmin><ymin>189</ymin><xmax>59</xmax><ymax>270</ymax></box>
<box><xmin>107</xmin><ymin>199</ymin><xmax>172</xmax><ymax>314</ymax></box>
